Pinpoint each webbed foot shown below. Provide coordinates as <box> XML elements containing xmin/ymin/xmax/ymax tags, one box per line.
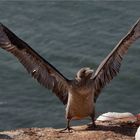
<box><xmin>86</xmin><ymin>122</ymin><xmax>97</xmax><ymax>130</ymax></box>
<box><xmin>59</xmin><ymin>119</ymin><xmax>74</xmax><ymax>133</ymax></box>
<box><xmin>59</xmin><ymin>126</ymin><xmax>74</xmax><ymax>133</ymax></box>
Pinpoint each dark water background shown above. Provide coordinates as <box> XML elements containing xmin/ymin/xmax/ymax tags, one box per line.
<box><xmin>0</xmin><ymin>1</ymin><xmax>140</xmax><ymax>130</ymax></box>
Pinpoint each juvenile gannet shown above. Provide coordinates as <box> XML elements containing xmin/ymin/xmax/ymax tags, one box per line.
<box><xmin>0</xmin><ymin>19</ymin><xmax>140</xmax><ymax>131</ymax></box>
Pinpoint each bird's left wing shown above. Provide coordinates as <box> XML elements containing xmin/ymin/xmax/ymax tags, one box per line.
<box><xmin>92</xmin><ymin>19</ymin><xmax>140</xmax><ymax>102</ymax></box>
<box><xmin>0</xmin><ymin>24</ymin><xmax>70</xmax><ymax>105</ymax></box>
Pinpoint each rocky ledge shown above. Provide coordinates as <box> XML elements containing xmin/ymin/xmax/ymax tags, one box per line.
<box><xmin>0</xmin><ymin>112</ymin><xmax>139</xmax><ymax>140</ymax></box>
<box><xmin>0</xmin><ymin>120</ymin><xmax>138</xmax><ymax>140</ymax></box>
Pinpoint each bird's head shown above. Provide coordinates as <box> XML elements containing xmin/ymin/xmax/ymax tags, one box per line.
<box><xmin>75</xmin><ymin>67</ymin><xmax>94</xmax><ymax>81</ymax></box>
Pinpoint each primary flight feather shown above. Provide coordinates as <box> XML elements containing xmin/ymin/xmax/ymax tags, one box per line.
<box><xmin>0</xmin><ymin>19</ymin><xmax>140</xmax><ymax>131</ymax></box>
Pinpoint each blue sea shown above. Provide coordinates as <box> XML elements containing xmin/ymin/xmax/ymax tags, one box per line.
<box><xmin>0</xmin><ymin>1</ymin><xmax>140</xmax><ymax>130</ymax></box>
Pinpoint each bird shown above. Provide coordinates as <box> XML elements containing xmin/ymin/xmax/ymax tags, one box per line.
<box><xmin>0</xmin><ymin>19</ymin><xmax>140</xmax><ymax>132</ymax></box>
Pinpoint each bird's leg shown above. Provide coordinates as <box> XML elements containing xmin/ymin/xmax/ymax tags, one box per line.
<box><xmin>87</xmin><ymin>113</ymin><xmax>97</xmax><ymax>130</ymax></box>
<box><xmin>91</xmin><ymin>116</ymin><xmax>97</xmax><ymax>128</ymax></box>
<box><xmin>59</xmin><ymin>119</ymin><xmax>74</xmax><ymax>133</ymax></box>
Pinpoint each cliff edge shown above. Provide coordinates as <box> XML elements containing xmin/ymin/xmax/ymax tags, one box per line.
<box><xmin>0</xmin><ymin>121</ymin><xmax>138</xmax><ymax>140</ymax></box>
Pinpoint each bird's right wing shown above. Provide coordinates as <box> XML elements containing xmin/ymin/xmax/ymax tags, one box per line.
<box><xmin>0</xmin><ymin>24</ymin><xmax>70</xmax><ymax>105</ymax></box>
<box><xmin>92</xmin><ymin>19</ymin><xmax>140</xmax><ymax>102</ymax></box>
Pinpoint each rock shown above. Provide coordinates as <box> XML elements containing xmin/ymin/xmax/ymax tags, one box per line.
<box><xmin>136</xmin><ymin>114</ymin><xmax>140</xmax><ymax>125</ymax></box>
<box><xmin>0</xmin><ymin>112</ymin><xmax>139</xmax><ymax>140</ymax></box>
<box><xmin>135</xmin><ymin>126</ymin><xmax>140</xmax><ymax>140</ymax></box>
<box><xmin>96</xmin><ymin>112</ymin><xmax>137</xmax><ymax>124</ymax></box>
<box><xmin>0</xmin><ymin>121</ymin><xmax>138</xmax><ymax>140</ymax></box>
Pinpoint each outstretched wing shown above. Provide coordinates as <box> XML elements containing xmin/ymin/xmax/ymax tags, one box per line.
<box><xmin>93</xmin><ymin>19</ymin><xmax>140</xmax><ymax>102</ymax></box>
<box><xmin>0</xmin><ymin>24</ymin><xmax>70</xmax><ymax>105</ymax></box>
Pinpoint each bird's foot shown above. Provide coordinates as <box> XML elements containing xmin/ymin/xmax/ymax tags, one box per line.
<box><xmin>86</xmin><ymin>122</ymin><xmax>97</xmax><ymax>130</ymax></box>
<box><xmin>59</xmin><ymin>126</ymin><xmax>75</xmax><ymax>133</ymax></box>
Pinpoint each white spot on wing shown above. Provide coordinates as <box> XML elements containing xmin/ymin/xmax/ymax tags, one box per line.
<box><xmin>33</xmin><ymin>69</ymin><xmax>37</xmax><ymax>73</ymax></box>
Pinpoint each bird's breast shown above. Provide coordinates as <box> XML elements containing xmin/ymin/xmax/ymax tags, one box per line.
<box><xmin>66</xmin><ymin>89</ymin><xmax>94</xmax><ymax>119</ymax></box>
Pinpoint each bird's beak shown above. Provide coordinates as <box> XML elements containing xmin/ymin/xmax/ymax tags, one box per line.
<box><xmin>85</xmin><ymin>69</ymin><xmax>94</xmax><ymax>79</ymax></box>
<box><xmin>85</xmin><ymin>69</ymin><xmax>94</xmax><ymax>75</ymax></box>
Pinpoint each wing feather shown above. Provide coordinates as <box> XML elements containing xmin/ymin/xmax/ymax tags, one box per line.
<box><xmin>93</xmin><ymin>19</ymin><xmax>140</xmax><ymax>102</ymax></box>
<box><xmin>0</xmin><ymin>24</ymin><xmax>69</xmax><ymax>105</ymax></box>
